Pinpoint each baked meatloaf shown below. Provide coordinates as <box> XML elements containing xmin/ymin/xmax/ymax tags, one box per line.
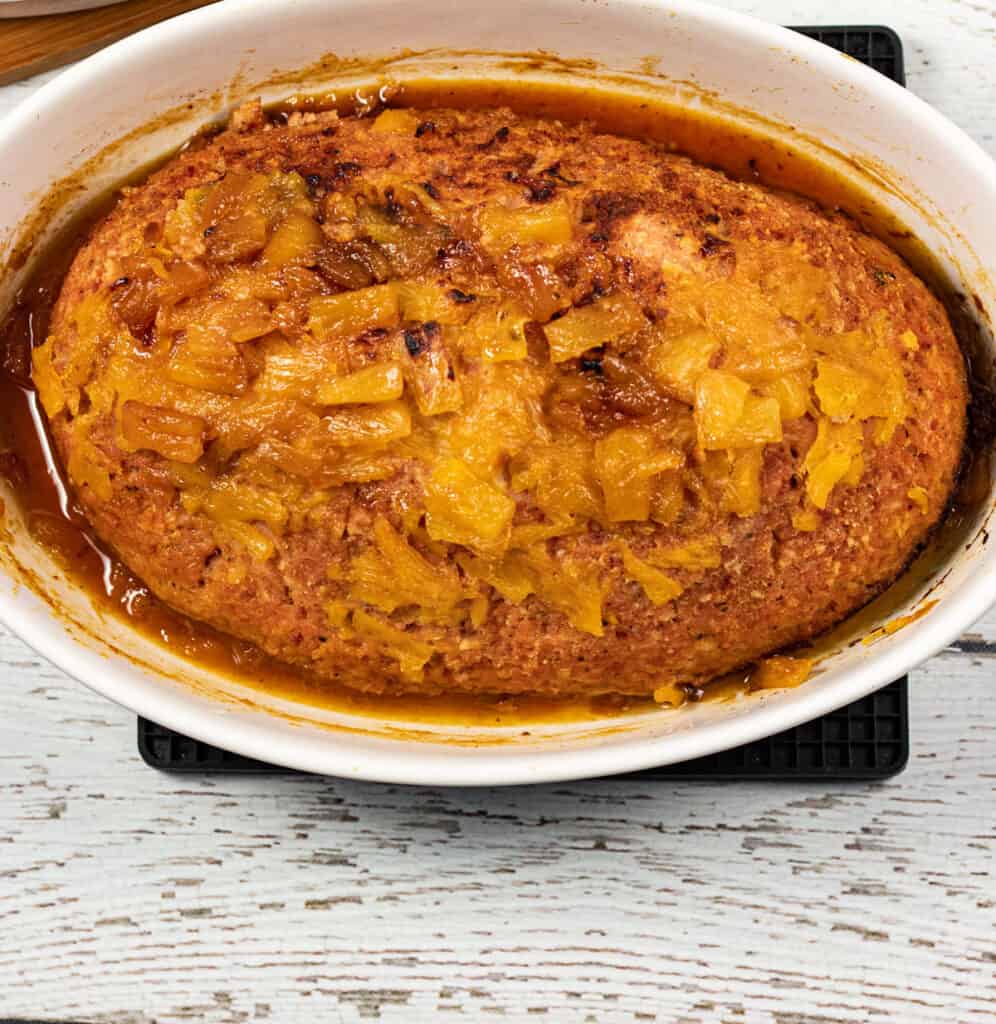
<box><xmin>32</xmin><ymin>101</ymin><xmax>968</xmax><ymax>699</ymax></box>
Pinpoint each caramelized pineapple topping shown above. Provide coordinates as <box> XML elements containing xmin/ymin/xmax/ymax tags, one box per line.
<box><xmin>35</xmin><ymin>126</ymin><xmax>917</xmax><ymax>678</ymax></box>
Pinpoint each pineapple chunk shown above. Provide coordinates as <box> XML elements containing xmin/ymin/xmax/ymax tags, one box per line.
<box><xmin>695</xmin><ymin>370</ymin><xmax>782</xmax><ymax>450</ymax></box>
<box><xmin>813</xmin><ymin>358</ymin><xmax>872</xmax><ymax>421</ymax></box>
<box><xmin>317</xmin><ymin>363</ymin><xmax>404</xmax><ymax>405</ymax></box>
<box><xmin>524</xmin><ymin>546</ymin><xmax>605</xmax><ymax>636</ymax></box>
<box><xmin>119</xmin><ymin>400</ymin><xmax>205</xmax><ymax>463</ymax></box>
<box><xmin>544</xmin><ymin>293</ymin><xmax>646</xmax><ymax>363</ymax></box>
<box><xmin>792</xmin><ymin>506</ymin><xmax>822</xmax><ymax>532</ymax></box>
<box><xmin>649</xmin><ymin>473</ymin><xmax>685</xmax><ymax>526</ymax></box>
<box><xmin>349</xmin><ymin>517</ymin><xmax>473</xmax><ymax>623</ymax></box>
<box><xmin>510</xmin><ymin>439</ymin><xmax>600</xmax><ymax>524</ymax></box>
<box><xmin>350</xmin><ymin>608</ymin><xmax>434</xmax><ymax>680</ymax></box>
<box><xmin>652</xmin><ymin>682</ymin><xmax>689</xmax><ymax>707</ymax></box>
<box><xmin>802</xmin><ymin>417</ymin><xmax>864</xmax><ymax>509</ymax></box>
<box><xmin>424</xmin><ymin>457</ymin><xmax>515</xmax><ymax>555</ymax></box>
<box><xmin>322</xmin><ymin>401</ymin><xmax>411</xmax><ymax>447</ymax></box>
<box><xmin>67</xmin><ymin>441</ymin><xmax>112</xmax><ymax>501</ymax></box>
<box><xmin>470</xmin><ymin>303</ymin><xmax>531</xmax><ymax>362</ymax></box>
<box><xmin>443</xmin><ymin>362</ymin><xmax>547</xmax><ymax>477</ymax></box>
<box><xmin>648</xmin><ymin>536</ymin><xmax>721</xmax><ymax>571</ymax></box>
<box><xmin>401</xmin><ymin>323</ymin><xmax>462</xmax><ymax>416</ymax></box>
<box><xmin>371</xmin><ymin>108</ymin><xmax>420</xmax><ymax>134</ymax></box>
<box><xmin>463</xmin><ymin>546</ymin><xmax>605</xmax><ymax>635</ymax></box>
<box><xmin>167</xmin><ymin>325</ymin><xmax>247</xmax><ymax>395</ymax></box>
<box><xmin>648</xmin><ymin>328</ymin><xmax>720</xmax><ymax>404</ymax></box>
<box><xmin>618</xmin><ymin>540</ymin><xmax>683</xmax><ymax>605</ymax></box>
<box><xmin>31</xmin><ymin>339</ymin><xmax>65</xmax><ymax>418</ymax></box>
<box><xmin>223</xmin><ymin>521</ymin><xmax>275</xmax><ymax>561</ymax></box>
<box><xmin>751</xmin><ymin>655</ymin><xmax>814</xmax><ymax>690</ymax></box>
<box><xmin>725</xmin><ymin>446</ymin><xmax>764</xmax><ymax>518</ymax></box>
<box><xmin>908</xmin><ymin>485</ymin><xmax>929</xmax><ymax>514</ymax></box>
<box><xmin>457</xmin><ymin>551</ymin><xmax>537</xmax><ymax>605</ymax></box>
<box><xmin>397</xmin><ymin>281</ymin><xmax>469</xmax><ymax>325</ymax></box>
<box><xmin>593</xmin><ymin>426</ymin><xmax>684</xmax><ymax>522</ymax></box>
<box><xmin>308</xmin><ymin>283</ymin><xmax>399</xmax><ymax>341</ymax></box>
<box><xmin>478</xmin><ymin>198</ymin><xmax>575</xmax><ymax>253</ymax></box>
<box><xmin>262</xmin><ymin>211</ymin><xmax>324</xmax><ymax>267</ymax></box>
<box><xmin>759</xmin><ymin>370</ymin><xmax>811</xmax><ymax>420</ymax></box>
<box><xmin>200</xmin><ymin>479</ymin><xmax>288</xmax><ymax>528</ymax></box>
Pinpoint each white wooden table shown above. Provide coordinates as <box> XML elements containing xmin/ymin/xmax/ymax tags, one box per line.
<box><xmin>1</xmin><ymin>2</ymin><xmax>994</xmax><ymax>1021</ymax></box>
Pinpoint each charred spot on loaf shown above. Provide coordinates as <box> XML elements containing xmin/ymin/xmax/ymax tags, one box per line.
<box><xmin>542</xmin><ymin>161</ymin><xmax>582</xmax><ymax>186</ymax></box>
<box><xmin>872</xmin><ymin>267</ymin><xmax>897</xmax><ymax>287</ymax></box>
<box><xmin>478</xmin><ymin>126</ymin><xmax>510</xmax><ymax>150</ymax></box>
<box><xmin>422</xmin><ymin>181</ymin><xmax>440</xmax><ymax>200</ymax></box>
<box><xmin>700</xmin><ymin>232</ymin><xmax>732</xmax><ymax>258</ymax></box>
<box><xmin>331</xmin><ymin>161</ymin><xmax>362</xmax><ymax>182</ymax></box>
<box><xmin>415</xmin><ymin>120</ymin><xmax>436</xmax><ymax>138</ymax></box>
<box><xmin>449</xmin><ymin>288</ymin><xmax>476</xmax><ymax>304</ymax></box>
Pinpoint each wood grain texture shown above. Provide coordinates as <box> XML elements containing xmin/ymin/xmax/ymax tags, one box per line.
<box><xmin>0</xmin><ymin>1</ymin><xmax>994</xmax><ymax>1021</ymax></box>
<box><xmin>0</xmin><ymin>0</ymin><xmax>219</xmax><ymax>86</ymax></box>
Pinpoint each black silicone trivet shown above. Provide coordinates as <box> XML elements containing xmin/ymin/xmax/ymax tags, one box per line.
<box><xmin>138</xmin><ymin>26</ymin><xmax>910</xmax><ymax>782</ymax></box>
<box><xmin>138</xmin><ymin>677</ymin><xmax>909</xmax><ymax>780</ymax></box>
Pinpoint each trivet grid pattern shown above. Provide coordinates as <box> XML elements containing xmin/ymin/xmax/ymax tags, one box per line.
<box><xmin>138</xmin><ymin>25</ymin><xmax>910</xmax><ymax>783</ymax></box>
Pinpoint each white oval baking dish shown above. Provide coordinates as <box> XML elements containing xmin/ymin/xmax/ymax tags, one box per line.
<box><xmin>0</xmin><ymin>0</ymin><xmax>993</xmax><ymax>784</ymax></box>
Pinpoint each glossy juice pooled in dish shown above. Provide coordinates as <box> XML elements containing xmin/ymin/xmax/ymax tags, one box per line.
<box><xmin>2</xmin><ymin>83</ymin><xmax>968</xmax><ymax>713</ymax></box>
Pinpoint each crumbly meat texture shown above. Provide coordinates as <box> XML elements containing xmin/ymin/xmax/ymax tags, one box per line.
<box><xmin>36</xmin><ymin>103</ymin><xmax>968</xmax><ymax>698</ymax></box>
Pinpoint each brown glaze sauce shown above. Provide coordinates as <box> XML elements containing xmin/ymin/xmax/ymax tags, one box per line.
<box><xmin>0</xmin><ymin>79</ymin><xmax>986</xmax><ymax>726</ymax></box>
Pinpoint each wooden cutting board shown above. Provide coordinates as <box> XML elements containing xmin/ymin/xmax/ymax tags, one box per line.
<box><xmin>0</xmin><ymin>0</ymin><xmax>221</xmax><ymax>86</ymax></box>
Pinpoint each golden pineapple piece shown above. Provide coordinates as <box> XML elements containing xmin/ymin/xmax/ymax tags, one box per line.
<box><xmin>593</xmin><ymin>426</ymin><xmax>684</xmax><ymax>522</ymax></box>
<box><xmin>317</xmin><ymin>363</ymin><xmax>405</xmax><ymax>406</ymax></box>
<box><xmin>119</xmin><ymin>400</ymin><xmax>206</xmax><ymax>463</ymax></box>
<box><xmin>792</xmin><ymin>505</ymin><xmax>822</xmax><ymax>532</ymax></box>
<box><xmin>618</xmin><ymin>540</ymin><xmax>684</xmax><ymax>605</ymax></box>
<box><xmin>478</xmin><ymin>198</ymin><xmax>575</xmax><ymax>253</ymax></box>
<box><xmin>262</xmin><ymin>211</ymin><xmax>324</xmax><ymax>268</ymax></box>
<box><xmin>462</xmin><ymin>546</ymin><xmax>604</xmax><ymax>636</ymax></box>
<box><xmin>908</xmin><ymin>485</ymin><xmax>929</xmax><ymax>514</ymax></box>
<box><xmin>759</xmin><ymin>370</ymin><xmax>812</xmax><ymax>420</ymax></box>
<box><xmin>443</xmin><ymin>362</ymin><xmax>547</xmax><ymax>478</ymax></box>
<box><xmin>522</xmin><ymin>546</ymin><xmax>605</xmax><ymax>636</ymax></box>
<box><xmin>725</xmin><ymin>446</ymin><xmax>764</xmax><ymax>518</ymax></box>
<box><xmin>349</xmin><ymin>517</ymin><xmax>474</xmax><ymax>624</ymax></box>
<box><xmin>322</xmin><ymin>401</ymin><xmax>412</xmax><ymax>447</ymax></box>
<box><xmin>813</xmin><ymin>358</ymin><xmax>872</xmax><ymax>421</ymax></box>
<box><xmin>349</xmin><ymin>608</ymin><xmax>435</xmax><ymax>680</ymax></box>
<box><xmin>166</xmin><ymin>324</ymin><xmax>248</xmax><ymax>395</ymax></box>
<box><xmin>31</xmin><ymin>339</ymin><xmax>65</xmax><ymax>418</ymax></box>
<box><xmin>370</xmin><ymin>108</ymin><xmax>420</xmax><ymax>134</ymax></box>
<box><xmin>751</xmin><ymin>655</ymin><xmax>814</xmax><ymax>690</ymax></box>
<box><xmin>647</xmin><ymin>536</ymin><xmax>721</xmax><ymax>571</ymax></box>
<box><xmin>397</xmin><ymin>281</ymin><xmax>470</xmax><ymax>325</ymax></box>
<box><xmin>200</xmin><ymin>479</ymin><xmax>288</xmax><ymax>528</ymax></box>
<box><xmin>400</xmin><ymin>322</ymin><xmax>462</xmax><ymax>416</ymax></box>
<box><xmin>457</xmin><ymin>551</ymin><xmax>537</xmax><ymax>604</ymax></box>
<box><xmin>474</xmin><ymin>303</ymin><xmax>530</xmax><ymax>363</ymax></box>
<box><xmin>802</xmin><ymin>417</ymin><xmax>864</xmax><ymax>509</ymax></box>
<box><xmin>648</xmin><ymin>328</ymin><xmax>720</xmax><ymax>404</ymax></box>
<box><xmin>652</xmin><ymin>682</ymin><xmax>689</xmax><ymax>707</ymax></box>
<box><xmin>222</xmin><ymin>521</ymin><xmax>275</xmax><ymax>561</ymax></box>
<box><xmin>424</xmin><ymin>457</ymin><xmax>515</xmax><ymax>555</ymax></box>
<box><xmin>67</xmin><ymin>441</ymin><xmax>112</xmax><ymax>501</ymax></box>
<box><xmin>695</xmin><ymin>370</ymin><xmax>782</xmax><ymax>450</ymax></box>
<box><xmin>543</xmin><ymin>293</ymin><xmax>646</xmax><ymax>363</ymax></box>
<box><xmin>510</xmin><ymin>439</ymin><xmax>600</xmax><ymax>524</ymax></box>
<box><xmin>649</xmin><ymin>473</ymin><xmax>685</xmax><ymax>526</ymax></box>
<box><xmin>308</xmin><ymin>283</ymin><xmax>400</xmax><ymax>341</ymax></box>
